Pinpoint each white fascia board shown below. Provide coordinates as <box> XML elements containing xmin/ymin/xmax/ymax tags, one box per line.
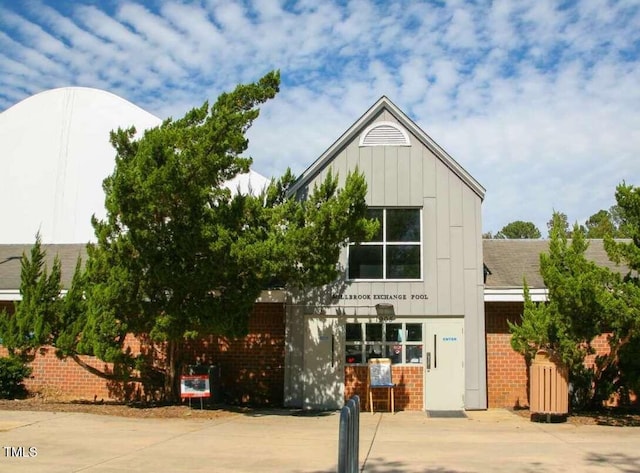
<box><xmin>0</xmin><ymin>289</ymin><xmax>69</xmax><ymax>301</ymax></box>
<box><xmin>484</xmin><ymin>288</ymin><xmax>548</xmax><ymax>302</ymax></box>
<box><xmin>0</xmin><ymin>290</ymin><xmax>20</xmax><ymax>301</ymax></box>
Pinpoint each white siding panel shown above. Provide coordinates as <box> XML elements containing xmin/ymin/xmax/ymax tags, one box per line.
<box><xmin>384</xmin><ymin>147</ymin><xmax>398</xmax><ymax>206</ymax></box>
<box><xmin>449</xmin><ymin>174</ymin><xmax>463</xmax><ymax>227</ymax></box>
<box><xmin>436</xmin><ymin>161</ymin><xmax>450</xmax><ymax>259</ymax></box>
<box><xmin>423</xmin><ymin>149</ymin><xmax>437</xmax><ymax>198</ymax></box>
<box><xmin>436</xmin><ymin>258</ymin><xmax>451</xmax><ymax>314</ymax></box>
<box><xmin>475</xmin><ymin>198</ymin><xmax>484</xmax><ymax>285</ymax></box>
<box><xmin>284</xmin><ymin>304</ymin><xmax>305</xmax><ymax>407</ymax></box>
<box><xmin>423</xmin><ymin>197</ymin><xmax>437</xmax><ymax>310</ymax></box>
<box><xmin>462</xmin><ymin>186</ymin><xmax>479</xmax><ymax>270</ymax></box>
<box><xmin>359</xmin><ymin>146</ymin><xmax>373</xmax><ymax>202</ymax></box>
<box><xmin>397</xmin><ymin>146</ymin><xmax>411</xmax><ymax>206</ymax></box>
<box><xmin>410</xmin><ymin>144</ymin><xmax>423</xmax><ymax>205</ymax></box>
<box><xmin>450</xmin><ymin>226</ymin><xmax>464</xmax><ymax>314</ymax></box>
<box><xmin>371</xmin><ymin>147</ymin><xmax>385</xmax><ymax>206</ymax></box>
<box><xmin>464</xmin><ymin>269</ymin><xmax>487</xmax><ymax>409</ymax></box>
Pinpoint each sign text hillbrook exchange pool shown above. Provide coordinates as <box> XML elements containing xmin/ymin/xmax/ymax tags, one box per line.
<box><xmin>332</xmin><ymin>293</ymin><xmax>429</xmax><ymax>301</ymax></box>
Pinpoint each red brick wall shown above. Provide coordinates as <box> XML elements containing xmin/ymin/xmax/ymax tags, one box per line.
<box><xmin>0</xmin><ymin>303</ymin><xmax>286</xmax><ymax>405</ymax></box>
<box><xmin>184</xmin><ymin>302</ymin><xmax>285</xmax><ymax>406</ymax></box>
<box><xmin>485</xmin><ymin>302</ymin><xmax>529</xmax><ymax>408</ymax></box>
<box><xmin>485</xmin><ymin>302</ymin><xmax>620</xmax><ymax>409</ymax></box>
<box><xmin>345</xmin><ymin>365</ymin><xmax>423</xmax><ymax>411</ymax></box>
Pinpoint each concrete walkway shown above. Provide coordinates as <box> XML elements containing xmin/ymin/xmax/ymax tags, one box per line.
<box><xmin>1</xmin><ymin>408</ymin><xmax>639</xmax><ymax>472</ymax></box>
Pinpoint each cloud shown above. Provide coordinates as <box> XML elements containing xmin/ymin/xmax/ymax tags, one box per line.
<box><xmin>0</xmin><ymin>0</ymin><xmax>638</xmax><ymax>236</ymax></box>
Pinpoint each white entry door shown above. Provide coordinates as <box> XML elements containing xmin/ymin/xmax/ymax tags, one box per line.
<box><xmin>424</xmin><ymin>318</ymin><xmax>465</xmax><ymax>411</ymax></box>
<box><xmin>302</xmin><ymin>317</ymin><xmax>344</xmax><ymax>410</ymax></box>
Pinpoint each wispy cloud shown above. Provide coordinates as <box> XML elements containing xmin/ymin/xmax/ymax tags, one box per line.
<box><xmin>1</xmin><ymin>0</ymin><xmax>639</xmax><ymax>234</ymax></box>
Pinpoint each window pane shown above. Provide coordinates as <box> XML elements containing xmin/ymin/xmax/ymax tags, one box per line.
<box><xmin>385</xmin><ymin>323</ymin><xmax>403</xmax><ymax>342</ymax></box>
<box><xmin>348</xmin><ymin>245</ymin><xmax>383</xmax><ymax>279</ymax></box>
<box><xmin>406</xmin><ymin>323</ymin><xmax>422</xmax><ymax>342</ymax></box>
<box><xmin>346</xmin><ymin>323</ymin><xmax>362</xmax><ymax>342</ymax></box>
<box><xmin>345</xmin><ymin>345</ymin><xmax>362</xmax><ymax>364</ymax></box>
<box><xmin>367</xmin><ymin>209</ymin><xmax>383</xmax><ymax>242</ymax></box>
<box><xmin>386</xmin><ymin>245</ymin><xmax>421</xmax><ymax>279</ymax></box>
<box><xmin>365</xmin><ymin>344</ymin><xmax>384</xmax><ymax>361</ymax></box>
<box><xmin>386</xmin><ymin>209</ymin><xmax>420</xmax><ymax>242</ymax></box>
<box><xmin>385</xmin><ymin>344</ymin><xmax>402</xmax><ymax>364</ymax></box>
<box><xmin>406</xmin><ymin>345</ymin><xmax>423</xmax><ymax>363</ymax></box>
<box><xmin>366</xmin><ymin>323</ymin><xmax>383</xmax><ymax>341</ymax></box>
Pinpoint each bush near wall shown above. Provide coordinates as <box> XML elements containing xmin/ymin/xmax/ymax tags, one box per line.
<box><xmin>0</xmin><ymin>356</ymin><xmax>32</xmax><ymax>399</ymax></box>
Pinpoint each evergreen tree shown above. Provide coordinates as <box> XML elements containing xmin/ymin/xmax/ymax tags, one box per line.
<box><xmin>4</xmin><ymin>71</ymin><xmax>377</xmax><ymax>401</ymax></box>
<box><xmin>0</xmin><ymin>234</ymin><xmax>63</xmax><ymax>360</ymax></box>
<box><xmin>495</xmin><ymin>220</ymin><xmax>541</xmax><ymax>239</ymax></box>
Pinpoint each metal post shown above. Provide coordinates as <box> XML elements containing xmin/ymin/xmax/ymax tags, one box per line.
<box><xmin>338</xmin><ymin>395</ymin><xmax>360</xmax><ymax>473</ymax></box>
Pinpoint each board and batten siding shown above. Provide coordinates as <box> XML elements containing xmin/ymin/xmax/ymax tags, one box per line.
<box><xmin>285</xmin><ymin>104</ymin><xmax>487</xmax><ymax>410</ymax></box>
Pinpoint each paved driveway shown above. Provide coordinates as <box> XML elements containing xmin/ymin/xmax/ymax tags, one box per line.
<box><xmin>1</xmin><ymin>408</ymin><xmax>639</xmax><ymax>472</ymax></box>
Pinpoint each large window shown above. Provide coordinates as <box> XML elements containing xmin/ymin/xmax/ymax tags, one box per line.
<box><xmin>345</xmin><ymin>322</ymin><xmax>423</xmax><ymax>365</ymax></box>
<box><xmin>348</xmin><ymin>208</ymin><xmax>421</xmax><ymax>280</ymax></box>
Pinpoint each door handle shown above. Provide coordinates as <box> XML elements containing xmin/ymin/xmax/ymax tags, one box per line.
<box><xmin>426</xmin><ymin>352</ymin><xmax>431</xmax><ymax>370</ymax></box>
<box><xmin>331</xmin><ymin>335</ymin><xmax>335</xmax><ymax>368</ymax></box>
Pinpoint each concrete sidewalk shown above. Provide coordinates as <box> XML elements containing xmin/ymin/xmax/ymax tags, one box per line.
<box><xmin>1</xmin><ymin>408</ymin><xmax>640</xmax><ymax>472</ymax></box>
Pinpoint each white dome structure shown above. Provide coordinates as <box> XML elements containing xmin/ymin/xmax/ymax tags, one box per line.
<box><xmin>0</xmin><ymin>87</ymin><xmax>269</xmax><ymax>244</ymax></box>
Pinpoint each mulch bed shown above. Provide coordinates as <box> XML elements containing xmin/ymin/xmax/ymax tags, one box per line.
<box><xmin>0</xmin><ymin>396</ymin><xmax>245</xmax><ymax>420</ymax></box>
<box><xmin>511</xmin><ymin>407</ymin><xmax>640</xmax><ymax>426</ymax></box>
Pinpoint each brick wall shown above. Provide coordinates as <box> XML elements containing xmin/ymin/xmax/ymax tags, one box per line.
<box><xmin>485</xmin><ymin>302</ymin><xmax>620</xmax><ymax>409</ymax></box>
<box><xmin>184</xmin><ymin>302</ymin><xmax>285</xmax><ymax>406</ymax></box>
<box><xmin>0</xmin><ymin>303</ymin><xmax>286</xmax><ymax>405</ymax></box>
<box><xmin>485</xmin><ymin>302</ymin><xmax>529</xmax><ymax>408</ymax></box>
<box><xmin>345</xmin><ymin>365</ymin><xmax>423</xmax><ymax>411</ymax></box>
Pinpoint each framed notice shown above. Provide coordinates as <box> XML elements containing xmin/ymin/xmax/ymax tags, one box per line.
<box><xmin>180</xmin><ymin>375</ymin><xmax>211</xmax><ymax>399</ymax></box>
<box><xmin>369</xmin><ymin>358</ymin><xmax>393</xmax><ymax>386</ymax></box>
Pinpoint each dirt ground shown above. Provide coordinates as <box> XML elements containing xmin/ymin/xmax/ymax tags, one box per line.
<box><xmin>2</xmin><ymin>397</ymin><xmax>640</xmax><ymax>425</ymax></box>
<box><xmin>0</xmin><ymin>396</ymin><xmax>244</xmax><ymax>420</ymax></box>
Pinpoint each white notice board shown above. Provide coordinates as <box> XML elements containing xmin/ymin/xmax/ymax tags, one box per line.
<box><xmin>369</xmin><ymin>359</ymin><xmax>393</xmax><ymax>386</ymax></box>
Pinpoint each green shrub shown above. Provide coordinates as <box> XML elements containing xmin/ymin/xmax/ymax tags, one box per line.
<box><xmin>0</xmin><ymin>356</ymin><xmax>32</xmax><ymax>399</ymax></box>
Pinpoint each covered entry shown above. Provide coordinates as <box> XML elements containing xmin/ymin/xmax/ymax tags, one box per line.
<box><xmin>343</xmin><ymin>317</ymin><xmax>465</xmax><ymax>411</ymax></box>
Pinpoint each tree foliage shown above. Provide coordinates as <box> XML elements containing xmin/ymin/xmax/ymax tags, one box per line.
<box><xmin>512</xmin><ymin>194</ymin><xmax>640</xmax><ymax>409</ymax></box>
<box><xmin>509</xmin><ymin>213</ymin><xmax>613</xmax><ymax>370</ymax></box>
<box><xmin>0</xmin><ymin>71</ymin><xmax>378</xmax><ymax>401</ymax></box>
<box><xmin>0</xmin><ymin>234</ymin><xmax>66</xmax><ymax>360</ymax></box>
<box><xmin>495</xmin><ymin>220</ymin><xmax>541</xmax><ymax>239</ymax></box>
<box><xmin>582</xmin><ymin>206</ymin><xmax>633</xmax><ymax>238</ymax></box>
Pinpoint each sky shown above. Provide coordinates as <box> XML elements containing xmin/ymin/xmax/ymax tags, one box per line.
<box><xmin>1</xmin><ymin>0</ymin><xmax>639</xmax><ymax>235</ymax></box>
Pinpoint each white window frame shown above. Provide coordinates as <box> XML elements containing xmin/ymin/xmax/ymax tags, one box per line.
<box><xmin>345</xmin><ymin>321</ymin><xmax>424</xmax><ymax>365</ymax></box>
<box><xmin>347</xmin><ymin>207</ymin><xmax>423</xmax><ymax>281</ymax></box>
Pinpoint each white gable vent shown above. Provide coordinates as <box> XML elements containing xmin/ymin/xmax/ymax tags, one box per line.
<box><xmin>359</xmin><ymin>121</ymin><xmax>410</xmax><ymax>147</ymax></box>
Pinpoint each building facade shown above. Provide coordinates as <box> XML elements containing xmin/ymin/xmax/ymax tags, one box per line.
<box><xmin>283</xmin><ymin>97</ymin><xmax>488</xmax><ymax>411</ymax></box>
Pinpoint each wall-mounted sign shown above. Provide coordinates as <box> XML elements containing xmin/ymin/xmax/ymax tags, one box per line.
<box><xmin>180</xmin><ymin>375</ymin><xmax>210</xmax><ymax>399</ymax></box>
<box><xmin>333</xmin><ymin>293</ymin><xmax>428</xmax><ymax>301</ymax></box>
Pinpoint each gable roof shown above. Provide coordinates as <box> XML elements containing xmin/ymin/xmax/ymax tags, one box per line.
<box><xmin>483</xmin><ymin>239</ymin><xmax>632</xmax><ymax>289</ymax></box>
<box><xmin>288</xmin><ymin>96</ymin><xmax>485</xmax><ymax>200</ymax></box>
